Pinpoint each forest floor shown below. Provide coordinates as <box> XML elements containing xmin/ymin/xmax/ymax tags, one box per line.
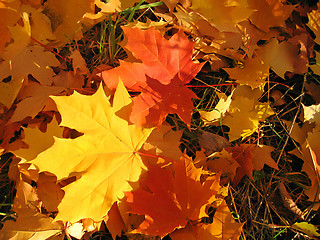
<box><xmin>1</xmin><ymin>0</ymin><xmax>320</xmax><ymax>239</ymax></box>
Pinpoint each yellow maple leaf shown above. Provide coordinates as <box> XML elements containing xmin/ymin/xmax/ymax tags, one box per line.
<box><xmin>83</xmin><ymin>0</ymin><xmax>141</xmax><ymax>26</ymax></box>
<box><xmin>200</xmin><ymin>92</ymin><xmax>232</xmax><ymax>126</ymax></box>
<box><xmin>30</xmin><ymin>80</ymin><xmax>154</xmax><ymax>223</ymax></box>
<box><xmin>291</xmin><ymin>222</ymin><xmax>320</xmax><ymax>238</ymax></box>
<box><xmin>201</xmin><ymin>86</ymin><xmax>274</xmax><ymax>142</ymax></box>
<box><xmin>13</xmin><ymin>117</ymin><xmax>64</xmax><ymax>161</ymax></box>
<box><xmin>223</xmin><ymin>86</ymin><xmax>274</xmax><ymax>141</ymax></box>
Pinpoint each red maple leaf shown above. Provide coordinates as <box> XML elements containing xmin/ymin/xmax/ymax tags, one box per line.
<box><xmin>101</xmin><ymin>27</ymin><xmax>204</xmax><ymax>127</ymax></box>
<box><xmin>125</xmin><ymin>155</ymin><xmax>221</xmax><ymax>237</ymax></box>
<box><xmin>226</xmin><ymin>144</ymin><xmax>254</xmax><ymax>186</ymax></box>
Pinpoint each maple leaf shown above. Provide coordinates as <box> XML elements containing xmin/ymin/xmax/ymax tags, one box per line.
<box><xmin>302</xmin><ymin>103</ymin><xmax>320</xmax><ymax>124</ymax></box>
<box><xmin>0</xmin><ymin>23</ymin><xmax>11</xmax><ymax>55</ymax></box>
<box><xmin>170</xmin><ymin>200</ymin><xmax>243</xmax><ymax>240</ymax></box>
<box><xmin>223</xmin><ymin>86</ymin><xmax>274</xmax><ymax>141</ymax></box>
<box><xmin>140</xmin><ymin>123</ymin><xmax>183</xmax><ymax>166</ymax></box>
<box><xmin>0</xmin><ymin>207</ymin><xmax>63</xmax><ymax>240</ymax></box>
<box><xmin>203</xmin><ymin>144</ymin><xmax>278</xmax><ymax>186</ymax></box>
<box><xmin>305</xmin><ymin>78</ymin><xmax>320</xmax><ymax>105</ymax></box>
<box><xmin>190</xmin><ymin>0</ymin><xmax>254</xmax><ymax>33</ymax></box>
<box><xmin>130</xmin><ymin>75</ymin><xmax>198</xmax><ymax>127</ymax></box>
<box><xmin>199</xmin><ymin>92</ymin><xmax>232</xmax><ymax>126</ymax></box>
<box><xmin>223</xmin><ymin>57</ymin><xmax>269</xmax><ymax>89</ymax></box>
<box><xmin>29</xmin><ymin>9</ymin><xmax>56</xmax><ymax>45</ymax></box>
<box><xmin>270</xmin><ymin>90</ymin><xmax>287</xmax><ymax>107</ymax></box>
<box><xmin>0</xmin><ymin>180</ymin><xmax>62</xmax><ymax>239</ymax></box>
<box><xmin>162</xmin><ymin>0</ymin><xmax>192</xmax><ymax>12</ymax></box>
<box><xmin>104</xmin><ymin>201</ymin><xmax>146</xmax><ymax>239</ymax></box>
<box><xmin>30</xmin><ymin>81</ymin><xmax>154</xmax><ymax>223</ymax></box>
<box><xmin>201</xmin><ymin>86</ymin><xmax>274</xmax><ymax>141</ymax></box>
<box><xmin>288</xmin><ymin>103</ymin><xmax>320</xmax><ymax>208</ymax></box>
<box><xmin>121</xmin><ymin>27</ymin><xmax>202</xmax><ymax>85</ymax></box>
<box><xmin>13</xmin><ymin>116</ymin><xmax>64</xmax><ymax>161</ymax></box>
<box><xmin>198</xmin><ymin>130</ymin><xmax>230</xmax><ymax>155</ymax></box>
<box><xmin>9</xmin><ymin>82</ymin><xmax>66</xmax><ymax>123</ymax></box>
<box><xmin>284</xmin><ymin>119</ymin><xmax>315</xmax><ymax>146</ymax></box>
<box><xmin>0</xmin><ymin>159</ymin><xmax>63</xmax><ymax>240</ymax></box>
<box><xmin>249</xmin><ymin>144</ymin><xmax>278</xmax><ymax>171</ymax></box>
<box><xmin>257</xmin><ymin>38</ymin><xmax>295</xmax><ymax>78</ymax></box>
<box><xmin>310</xmin><ymin>53</ymin><xmax>320</xmax><ymax>76</ymax></box>
<box><xmin>70</xmin><ymin>49</ymin><xmax>90</xmax><ymax>76</ymax></box>
<box><xmin>64</xmin><ymin>218</ymin><xmax>97</xmax><ymax>240</ymax></box>
<box><xmin>225</xmin><ymin>144</ymin><xmax>254</xmax><ymax>185</ymax></box>
<box><xmin>104</xmin><ymin>203</ymin><xmax>127</xmax><ymax>240</ymax></box>
<box><xmin>248</xmin><ymin>0</ymin><xmax>295</xmax><ymax>32</ymax></box>
<box><xmin>257</xmin><ymin>37</ymin><xmax>309</xmax><ymax>78</ymax></box>
<box><xmin>37</xmin><ymin>172</ymin><xmax>65</xmax><ymax>212</ymax></box>
<box><xmin>125</xmin><ymin>154</ymin><xmax>221</xmax><ymax>237</ymax></box>
<box><xmin>101</xmin><ymin>27</ymin><xmax>203</xmax><ymax>127</ymax></box>
<box><xmin>291</xmin><ymin>222</ymin><xmax>320</xmax><ymax>239</ymax></box>
<box><xmin>124</xmin><ymin>19</ymin><xmax>168</xmax><ymax>31</ymax></box>
<box><xmin>0</xmin><ymin>13</ymin><xmax>60</xmax><ymax>108</ymax></box>
<box><xmin>0</xmin><ymin>1</ymin><xmax>20</xmax><ymax>28</ymax></box>
<box><xmin>94</xmin><ymin>0</ymin><xmax>141</xmax><ymax>13</ymax></box>
<box><xmin>42</xmin><ymin>0</ymin><xmax>97</xmax><ymax>45</ymax></box>
<box><xmin>82</xmin><ymin>0</ymin><xmax>136</xmax><ymax>25</ymax></box>
<box><xmin>307</xmin><ymin>3</ymin><xmax>320</xmax><ymax>45</ymax></box>
<box><xmin>292</xmin><ymin>127</ymin><xmax>320</xmax><ymax>208</ymax></box>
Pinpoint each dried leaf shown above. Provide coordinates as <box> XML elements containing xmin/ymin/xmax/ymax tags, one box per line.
<box><xmin>278</xmin><ymin>182</ymin><xmax>305</xmax><ymax>220</ymax></box>
<box><xmin>291</xmin><ymin>222</ymin><xmax>320</xmax><ymax>238</ymax></box>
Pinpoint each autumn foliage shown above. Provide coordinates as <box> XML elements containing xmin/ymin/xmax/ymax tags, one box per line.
<box><xmin>0</xmin><ymin>0</ymin><xmax>320</xmax><ymax>239</ymax></box>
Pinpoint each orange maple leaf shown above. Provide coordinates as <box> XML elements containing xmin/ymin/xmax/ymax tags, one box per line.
<box><xmin>225</xmin><ymin>144</ymin><xmax>254</xmax><ymax>186</ymax></box>
<box><xmin>204</xmin><ymin>144</ymin><xmax>278</xmax><ymax>186</ymax></box>
<box><xmin>101</xmin><ymin>27</ymin><xmax>204</xmax><ymax>127</ymax></box>
<box><xmin>125</xmin><ymin>154</ymin><xmax>221</xmax><ymax>237</ymax></box>
<box><xmin>170</xmin><ymin>200</ymin><xmax>243</xmax><ymax>240</ymax></box>
<box><xmin>248</xmin><ymin>0</ymin><xmax>295</xmax><ymax>32</ymax></box>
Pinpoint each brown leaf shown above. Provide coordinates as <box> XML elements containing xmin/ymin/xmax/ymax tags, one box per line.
<box><xmin>198</xmin><ymin>130</ymin><xmax>230</xmax><ymax>155</ymax></box>
<box><xmin>278</xmin><ymin>181</ymin><xmax>305</xmax><ymax>220</ymax></box>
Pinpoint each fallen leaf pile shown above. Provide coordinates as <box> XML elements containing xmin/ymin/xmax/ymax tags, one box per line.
<box><xmin>0</xmin><ymin>0</ymin><xmax>320</xmax><ymax>239</ymax></box>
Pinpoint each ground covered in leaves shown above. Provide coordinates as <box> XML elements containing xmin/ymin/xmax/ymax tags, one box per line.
<box><xmin>1</xmin><ymin>0</ymin><xmax>320</xmax><ymax>239</ymax></box>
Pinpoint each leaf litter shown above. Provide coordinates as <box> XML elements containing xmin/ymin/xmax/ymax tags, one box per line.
<box><xmin>0</xmin><ymin>0</ymin><xmax>320</xmax><ymax>239</ymax></box>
